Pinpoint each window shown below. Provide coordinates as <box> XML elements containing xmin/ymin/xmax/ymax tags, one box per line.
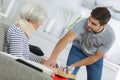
<box><xmin>0</xmin><ymin>0</ymin><xmax>15</xmax><ymax>17</ymax></box>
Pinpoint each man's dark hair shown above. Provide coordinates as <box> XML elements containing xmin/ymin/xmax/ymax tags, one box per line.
<box><xmin>91</xmin><ymin>7</ymin><xmax>111</xmax><ymax>25</ymax></box>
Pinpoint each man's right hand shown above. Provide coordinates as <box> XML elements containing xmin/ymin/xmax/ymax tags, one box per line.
<box><xmin>44</xmin><ymin>58</ymin><xmax>57</xmax><ymax>68</ymax></box>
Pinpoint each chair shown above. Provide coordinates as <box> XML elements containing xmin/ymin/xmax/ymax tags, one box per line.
<box><xmin>0</xmin><ymin>23</ymin><xmax>9</xmax><ymax>51</ymax></box>
<box><xmin>0</xmin><ymin>51</ymin><xmax>52</xmax><ymax>80</ymax></box>
<box><xmin>0</xmin><ymin>23</ymin><xmax>52</xmax><ymax>80</ymax></box>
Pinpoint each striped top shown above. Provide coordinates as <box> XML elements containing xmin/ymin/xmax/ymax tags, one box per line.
<box><xmin>3</xmin><ymin>25</ymin><xmax>30</xmax><ymax>59</ymax></box>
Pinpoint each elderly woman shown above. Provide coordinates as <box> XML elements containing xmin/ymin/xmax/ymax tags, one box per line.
<box><xmin>3</xmin><ymin>2</ymin><xmax>47</xmax><ymax>61</ymax></box>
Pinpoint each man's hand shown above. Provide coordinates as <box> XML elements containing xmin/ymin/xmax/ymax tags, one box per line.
<box><xmin>44</xmin><ymin>58</ymin><xmax>57</xmax><ymax>68</ymax></box>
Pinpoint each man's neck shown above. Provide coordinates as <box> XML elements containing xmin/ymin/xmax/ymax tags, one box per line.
<box><xmin>94</xmin><ymin>27</ymin><xmax>104</xmax><ymax>34</ymax></box>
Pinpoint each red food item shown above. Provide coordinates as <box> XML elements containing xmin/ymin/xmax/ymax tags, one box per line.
<box><xmin>52</xmin><ymin>75</ymin><xmax>68</xmax><ymax>80</ymax></box>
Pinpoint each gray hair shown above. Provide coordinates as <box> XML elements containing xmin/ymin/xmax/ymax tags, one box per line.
<box><xmin>20</xmin><ymin>2</ymin><xmax>47</xmax><ymax>22</ymax></box>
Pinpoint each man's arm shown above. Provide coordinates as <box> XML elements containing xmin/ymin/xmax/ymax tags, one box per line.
<box><xmin>45</xmin><ymin>30</ymin><xmax>76</xmax><ymax>67</ymax></box>
<box><xmin>71</xmin><ymin>50</ymin><xmax>104</xmax><ymax>67</ymax></box>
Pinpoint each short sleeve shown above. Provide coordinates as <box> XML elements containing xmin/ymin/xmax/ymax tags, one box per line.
<box><xmin>71</xmin><ymin>18</ymin><xmax>87</xmax><ymax>36</ymax></box>
<box><xmin>98</xmin><ymin>33</ymin><xmax>115</xmax><ymax>54</ymax></box>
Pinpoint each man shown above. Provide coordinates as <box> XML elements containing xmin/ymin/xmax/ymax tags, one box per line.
<box><xmin>45</xmin><ymin>7</ymin><xmax>115</xmax><ymax>80</ymax></box>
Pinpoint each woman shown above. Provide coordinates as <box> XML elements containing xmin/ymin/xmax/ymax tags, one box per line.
<box><xmin>3</xmin><ymin>2</ymin><xmax>47</xmax><ymax>61</ymax></box>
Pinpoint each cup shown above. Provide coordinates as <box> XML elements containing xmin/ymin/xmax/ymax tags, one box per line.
<box><xmin>60</xmin><ymin>64</ymin><xmax>67</xmax><ymax>73</ymax></box>
<box><xmin>67</xmin><ymin>66</ymin><xmax>75</xmax><ymax>74</ymax></box>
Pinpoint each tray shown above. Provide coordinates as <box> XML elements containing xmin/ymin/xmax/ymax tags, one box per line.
<box><xmin>56</xmin><ymin>69</ymin><xmax>76</xmax><ymax>79</ymax></box>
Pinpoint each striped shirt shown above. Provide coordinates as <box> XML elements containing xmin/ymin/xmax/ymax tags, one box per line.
<box><xmin>3</xmin><ymin>25</ymin><xmax>42</xmax><ymax>63</ymax></box>
<box><xmin>3</xmin><ymin>25</ymin><xmax>30</xmax><ymax>59</ymax></box>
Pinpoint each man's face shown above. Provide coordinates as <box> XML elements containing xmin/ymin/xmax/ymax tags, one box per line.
<box><xmin>87</xmin><ymin>16</ymin><xmax>102</xmax><ymax>32</ymax></box>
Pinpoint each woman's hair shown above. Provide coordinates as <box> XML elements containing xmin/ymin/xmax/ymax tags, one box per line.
<box><xmin>91</xmin><ymin>7</ymin><xmax>111</xmax><ymax>25</ymax></box>
<box><xmin>17</xmin><ymin>2</ymin><xmax>47</xmax><ymax>37</ymax></box>
<box><xmin>20</xmin><ymin>2</ymin><xmax>47</xmax><ymax>23</ymax></box>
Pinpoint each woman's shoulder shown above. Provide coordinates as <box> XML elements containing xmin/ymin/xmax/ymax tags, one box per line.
<box><xmin>8</xmin><ymin>25</ymin><xmax>22</xmax><ymax>32</ymax></box>
<box><xmin>7</xmin><ymin>25</ymin><xmax>23</xmax><ymax>35</ymax></box>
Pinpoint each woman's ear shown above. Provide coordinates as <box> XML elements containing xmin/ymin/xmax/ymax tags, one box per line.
<box><xmin>27</xmin><ymin>19</ymin><xmax>33</xmax><ymax>23</ymax></box>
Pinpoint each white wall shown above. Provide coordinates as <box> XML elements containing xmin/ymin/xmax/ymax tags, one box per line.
<box><xmin>105</xmin><ymin>19</ymin><xmax>120</xmax><ymax>65</ymax></box>
<box><xmin>1</xmin><ymin>0</ymin><xmax>120</xmax><ymax>79</ymax></box>
<box><xmin>0</xmin><ymin>0</ymin><xmax>29</xmax><ymax>25</ymax></box>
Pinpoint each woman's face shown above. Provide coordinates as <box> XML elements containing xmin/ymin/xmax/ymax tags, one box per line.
<box><xmin>87</xmin><ymin>16</ymin><xmax>104</xmax><ymax>33</ymax></box>
<box><xmin>32</xmin><ymin>21</ymin><xmax>42</xmax><ymax>30</ymax></box>
<box><xmin>29</xmin><ymin>20</ymin><xmax>43</xmax><ymax>30</ymax></box>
